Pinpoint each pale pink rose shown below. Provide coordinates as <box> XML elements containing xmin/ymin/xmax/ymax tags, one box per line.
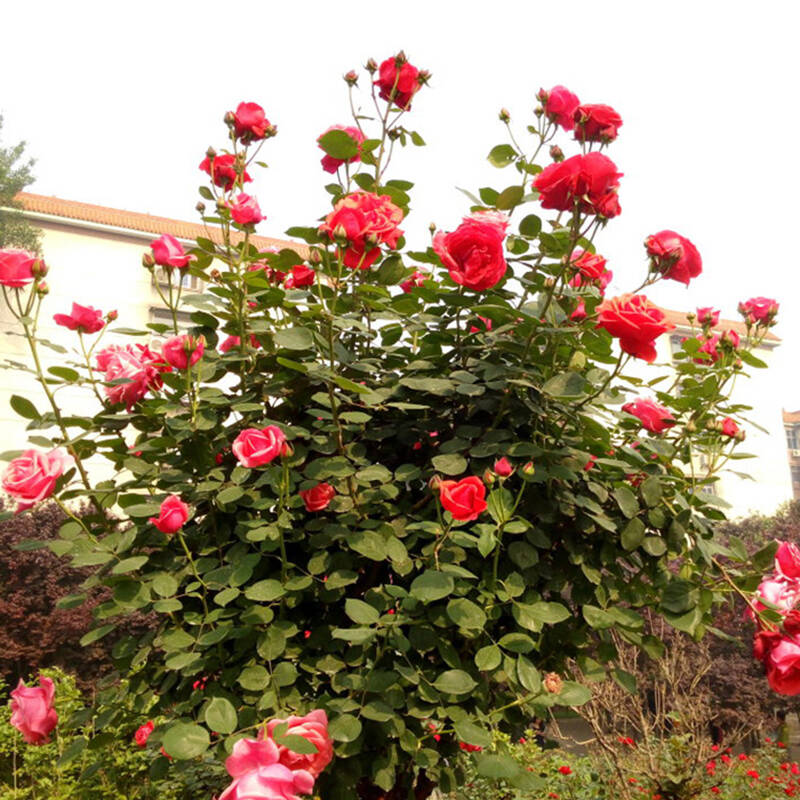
<box><xmin>225</xmin><ymin>735</ymin><xmax>281</xmax><ymax>778</ymax></box>
<box><xmin>2</xmin><ymin>449</ymin><xmax>72</xmax><ymax>512</ymax></box>
<box><xmin>229</xmin><ymin>193</ymin><xmax>265</xmax><ymax>226</ymax></box>
<box><xmin>464</xmin><ymin>210</ymin><xmax>510</xmax><ymax>235</ymax></box>
<box><xmin>148</xmin><ymin>495</ymin><xmax>190</xmax><ymax>534</ymax></box>
<box><xmin>10</xmin><ymin>677</ymin><xmax>58</xmax><ymax>744</ymax></box>
<box><xmin>232</xmin><ymin>426</ymin><xmax>287</xmax><ymax>468</ymax></box>
<box><xmin>776</xmin><ymin>542</ymin><xmax>800</xmax><ymax>580</ymax></box>
<box><xmin>150</xmin><ymin>234</ymin><xmax>191</xmax><ymax>269</ymax></box>
<box><xmin>621</xmin><ymin>398</ymin><xmax>676</xmax><ymax>434</ymax></box>
<box><xmin>162</xmin><ymin>334</ymin><xmax>205</xmax><ymax>370</ymax></box>
<box><xmin>96</xmin><ymin>344</ymin><xmax>169</xmax><ymax>409</ymax></box>
<box><xmin>738</xmin><ymin>297</ymin><xmax>779</xmax><ymax>326</ymax></box>
<box><xmin>219</xmin><ymin>764</ymin><xmax>314</xmax><ymax>800</ymax></box>
<box><xmin>749</xmin><ymin>577</ymin><xmax>800</xmax><ymax>619</ymax></box>
<box><xmin>267</xmin><ymin>709</ymin><xmax>333</xmax><ymax>778</ymax></box>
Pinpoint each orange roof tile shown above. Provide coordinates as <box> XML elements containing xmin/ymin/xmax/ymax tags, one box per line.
<box><xmin>784</xmin><ymin>410</ymin><xmax>800</xmax><ymax>424</ymax></box>
<box><xmin>661</xmin><ymin>308</ymin><xmax>780</xmax><ymax>343</ymax></box>
<box><xmin>15</xmin><ymin>192</ymin><xmax>307</xmax><ymax>256</ymax></box>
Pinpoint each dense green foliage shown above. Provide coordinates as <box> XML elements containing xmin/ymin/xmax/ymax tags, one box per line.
<box><xmin>0</xmin><ymin>117</ymin><xmax>40</xmax><ymax>252</ymax></box>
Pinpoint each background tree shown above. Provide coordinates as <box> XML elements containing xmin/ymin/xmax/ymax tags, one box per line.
<box><xmin>0</xmin><ymin>115</ymin><xmax>41</xmax><ymax>251</ymax></box>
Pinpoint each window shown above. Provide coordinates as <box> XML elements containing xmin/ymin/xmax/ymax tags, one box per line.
<box><xmin>787</xmin><ymin>426</ymin><xmax>800</xmax><ymax>451</ymax></box>
<box><xmin>152</xmin><ymin>268</ymin><xmax>204</xmax><ymax>294</ymax></box>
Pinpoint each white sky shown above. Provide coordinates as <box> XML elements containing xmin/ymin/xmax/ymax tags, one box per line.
<box><xmin>2</xmin><ymin>0</ymin><xmax>799</xmax><ymax>405</ymax></box>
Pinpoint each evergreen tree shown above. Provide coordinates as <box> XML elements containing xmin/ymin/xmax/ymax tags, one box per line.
<box><xmin>0</xmin><ymin>116</ymin><xmax>40</xmax><ymax>251</ymax></box>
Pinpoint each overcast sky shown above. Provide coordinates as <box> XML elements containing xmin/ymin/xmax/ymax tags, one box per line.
<box><xmin>2</xmin><ymin>0</ymin><xmax>799</xmax><ymax>405</ymax></box>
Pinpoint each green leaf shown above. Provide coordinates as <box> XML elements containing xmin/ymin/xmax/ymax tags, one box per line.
<box><xmin>328</xmin><ymin>714</ymin><xmax>362</xmax><ymax>742</ymax></box>
<box><xmin>476</xmin><ymin>753</ymin><xmax>520</xmax><ymax>780</ymax></box>
<box><xmin>238</xmin><ymin>665</ymin><xmax>270</xmax><ymax>691</ymax></box>
<box><xmin>613</xmin><ymin>486</ymin><xmax>639</xmax><ymax>519</ymax></box>
<box><xmin>48</xmin><ymin>366</ymin><xmax>80</xmax><ymax>382</ymax></box>
<box><xmin>345</xmin><ymin>598</ymin><xmax>380</xmax><ymax>625</ymax></box>
<box><xmin>542</xmin><ymin>372</ymin><xmax>587</xmax><ymax>399</ymax></box>
<box><xmin>487</xmin><ymin>144</ymin><xmax>517</xmax><ymax>168</ymax></box>
<box><xmin>446</xmin><ymin>598</ymin><xmax>487</xmax><ymax>630</ymax></box>
<box><xmin>111</xmin><ymin>556</ymin><xmax>148</xmax><ymax>575</ymax></box>
<box><xmin>557</xmin><ymin>681</ymin><xmax>592</xmax><ymax>706</ymax></box>
<box><xmin>583</xmin><ymin>605</ymin><xmax>616</xmax><ymax>629</ymax></box>
<box><xmin>495</xmin><ymin>185</ymin><xmax>524</xmax><ymax>211</ymax></box>
<box><xmin>410</xmin><ymin>571</ymin><xmax>454</xmax><ymax>603</ymax></box>
<box><xmin>204</xmin><ymin>697</ymin><xmax>238</xmax><ymax>734</ymax></box>
<box><xmin>498</xmin><ymin>632</ymin><xmax>535</xmax><ymax>653</ymax></box>
<box><xmin>433</xmin><ymin>669</ymin><xmax>477</xmax><ymax>695</ymax></box>
<box><xmin>162</xmin><ymin>723</ymin><xmax>209</xmax><ymax>760</ymax></box>
<box><xmin>79</xmin><ymin>624</ymin><xmax>115</xmax><ymax>646</ymax></box>
<box><xmin>10</xmin><ymin>394</ymin><xmax>39</xmax><ymax>420</ymax></box>
<box><xmin>621</xmin><ymin>518</ymin><xmax>645</xmax><ymax>551</ymax></box>
<box><xmin>217</xmin><ymin>485</ymin><xmax>245</xmax><ymax>505</ymax></box>
<box><xmin>431</xmin><ymin>454</ymin><xmax>467</xmax><ymax>475</ymax></box>
<box><xmin>518</xmin><ymin>214</ymin><xmax>542</xmax><ymax>237</ymax></box>
<box><xmin>244</xmin><ymin>580</ymin><xmax>285</xmax><ymax>602</ymax></box>
<box><xmin>453</xmin><ymin>720</ymin><xmax>492</xmax><ymax>748</ymax></box>
<box><xmin>643</xmin><ymin>536</ymin><xmax>667</xmax><ymax>557</ymax></box>
<box><xmin>349</xmin><ymin>530</ymin><xmax>387</xmax><ymax>561</ymax></box>
<box><xmin>640</xmin><ymin>476</ymin><xmax>662</xmax><ymax>507</ymax></box>
<box><xmin>317</xmin><ymin>128</ymin><xmax>360</xmax><ymax>160</ymax></box>
<box><xmin>516</xmin><ymin>655</ymin><xmax>542</xmax><ymax>693</ymax></box>
<box><xmin>475</xmin><ymin>645</ymin><xmax>501</xmax><ymax>671</ymax></box>
<box><xmin>274</xmin><ymin>327</ymin><xmax>314</xmax><ymax>350</ymax></box>
<box><xmin>153</xmin><ymin>574</ymin><xmax>179</xmax><ymax>597</ymax></box>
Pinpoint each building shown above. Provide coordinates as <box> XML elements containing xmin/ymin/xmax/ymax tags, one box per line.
<box><xmin>0</xmin><ymin>192</ymin><xmax>301</xmax><ymax>459</ymax></box>
<box><xmin>783</xmin><ymin>410</ymin><xmax>800</xmax><ymax>500</ymax></box>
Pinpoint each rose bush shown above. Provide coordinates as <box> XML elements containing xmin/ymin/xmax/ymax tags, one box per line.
<box><xmin>0</xmin><ymin>55</ymin><xmax>780</xmax><ymax>798</ymax></box>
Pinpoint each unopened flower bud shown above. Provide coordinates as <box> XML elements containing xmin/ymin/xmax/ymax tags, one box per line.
<box><xmin>209</xmin><ymin>268</ymin><xmax>222</xmax><ymax>281</ymax></box>
<box><xmin>223</xmin><ymin>111</ymin><xmax>236</xmax><ymax>127</ymax></box>
<box><xmin>429</xmin><ymin>222</ymin><xmax>437</xmax><ymax>235</ymax></box>
<box><xmin>196</xmin><ymin>201</ymin><xmax>206</xmax><ymax>214</ymax></box>
<box><xmin>309</xmin><ymin>248</ymin><xmax>322</xmax><ymax>265</ymax></box>
<box><xmin>344</xmin><ymin>70</ymin><xmax>358</xmax><ymax>86</ymax></box>
<box><xmin>36</xmin><ymin>281</ymin><xmax>49</xmax><ymax>295</ymax></box>
<box><xmin>365</xmin><ymin>58</ymin><xmax>378</xmax><ymax>74</ymax></box>
<box><xmin>543</xmin><ymin>672</ymin><xmax>563</xmax><ymax>694</ymax></box>
<box><xmin>685</xmin><ymin>419</ymin><xmax>696</xmax><ymax>432</ymax></box>
<box><xmin>142</xmin><ymin>252</ymin><xmax>155</xmax><ymax>269</ymax></box>
<box><xmin>394</xmin><ymin>51</ymin><xmax>407</xmax><ymax>66</ymax></box>
<box><xmin>205</xmin><ymin>146</ymin><xmax>217</xmax><ymax>159</ymax></box>
<box><xmin>365</xmin><ymin>232</ymin><xmax>379</xmax><ymax>247</ymax></box>
<box><xmin>264</xmin><ymin>123</ymin><xmax>278</xmax><ymax>138</ymax></box>
<box><xmin>534</xmin><ymin>105</ymin><xmax>544</xmax><ymax>118</ymax></box>
<box><xmin>499</xmin><ymin>108</ymin><xmax>511</xmax><ymax>123</ymax></box>
<box><xmin>493</xmin><ymin>457</ymin><xmax>514</xmax><ymax>478</ymax></box>
<box><xmin>522</xmin><ymin>461</ymin><xmax>535</xmax><ymax>476</ymax></box>
<box><xmin>428</xmin><ymin>474</ymin><xmax>442</xmax><ymax>491</ymax></box>
<box><xmin>734</xmin><ymin>358</ymin><xmax>743</xmax><ymax>370</ymax></box>
<box><xmin>544</xmin><ymin>277</ymin><xmax>556</xmax><ymax>289</ymax></box>
<box><xmin>686</xmin><ymin>311</ymin><xmax>696</xmax><ymax>323</ymax></box>
<box><xmin>418</xmin><ymin>69</ymin><xmax>431</xmax><ymax>86</ymax></box>
<box><xmin>387</xmin><ymin>127</ymin><xmax>402</xmax><ymax>140</ymax></box>
<box><xmin>281</xmin><ymin>442</ymin><xmax>294</xmax><ymax>458</ymax></box>
<box><xmin>549</xmin><ymin>145</ymin><xmax>564</xmax><ymax>162</ymax></box>
<box><xmin>735</xmin><ymin>430</ymin><xmax>747</xmax><ymax>443</ymax></box>
<box><xmin>333</xmin><ymin>224</ymin><xmax>349</xmax><ymax>244</ymax></box>
<box><xmin>536</xmin><ymin>88</ymin><xmax>548</xmax><ymax>103</ymax></box>
<box><xmin>30</xmin><ymin>258</ymin><xmax>48</xmax><ymax>278</ymax></box>
<box><xmin>216</xmin><ymin>197</ymin><xmax>228</xmax><ymax>211</ymax></box>
<box><xmin>483</xmin><ymin>468</ymin><xmax>496</xmax><ymax>485</ymax></box>
<box><xmin>106</xmin><ymin>309</ymin><xmax>118</xmax><ymax>322</ymax></box>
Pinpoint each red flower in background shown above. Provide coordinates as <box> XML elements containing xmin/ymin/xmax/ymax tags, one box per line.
<box><xmin>595</xmin><ymin>294</ymin><xmax>674</xmax><ymax>363</ymax></box>
<box><xmin>439</xmin><ymin>476</ymin><xmax>487</xmax><ymax>521</ymax></box>
<box><xmin>199</xmin><ymin>153</ymin><xmax>252</xmax><ymax>191</ymax></box>
<box><xmin>433</xmin><ymin>217</ymin><xmax>507</xmax><ymax>291</ymax></box>
<box><xmin>375</xmin><ymin>55</ymin><xmax>423</xmax><ymax>110</ymax></box>
<box><xmin>231</xmin><ymin>102</ymin><xmax>273</xmax><ymax>142</ymax></box>
<box><xmin>534</xmin><ymin>152</ymin><xmax>622</xmax><ymax>218</ymax></box>
<box><xmin>53</xmin><ymin>302</ymin><xmax>106</xmax><ymax>334</ymax></box>
<box><xmin>539</xmin><ymin>85</ymin><xmax>580</xmax><ymax>131</ymax></box>
<box><xmin>573</xmin><ymin>103</ymin><xmax>623</xmax><ymax>143</ymax></box>
<box><xmin>645</xmin><ymin>230</ymin><xmax>702</xmax><ymax>285</ymax></box>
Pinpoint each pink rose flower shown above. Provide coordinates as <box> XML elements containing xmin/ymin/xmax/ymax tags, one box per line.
<box><xmin>750</xmin><ymin>577</ymin><xmax>800</xmax><ymax>620</ymax></box>
<box><xmin>231</xmin><ymin>102</ymin><xmax>273</xmax><ymax>143</ymax></box>
<box><xmin>134</xmin><ymin>720</ymin><xmax>154</xmax><ymax>748</ymax></box>
<box><xmin>317</xmin><ymin>125</ymin><xmax>366</xmax><ymax>173</ymax></box>
<box><xmin>299</xmin><ymin>483</ymin><xmax>336</xmax><ymax>512</ymax></box>
<box><xmin>233</xmin><ymin>426</ymin><xmax>287</xmax><ymax>468</ymax></box>
<box><xmin>645</xmin><ymin>230</ymin><xmax>702</xmax><ymax>286</ymax></box>
<box><xmin>464</xmin><ymin>210</ymin><xmax>510</xmax><ymax>235</ymax></box>
<box><xmin>284</xmin><ymin>265</ymin><xmax>316</xmax><ymax>289</ymax></box>
<box><xmin>738</xmin><ymin>297</ymin><xmax>779</xmax><ymax>326</ymax></box>
<box><xmin>433</xmin><ymin>218</ymin><xmax>507</xmax><ymax>291</ymax></box>
<box><xmin>229</xmin><ymin>193</ymin><xmax>265</xmax><ymax>226</ymax></box>
<box><xmin>622</xmin><ymin>398</ymin><xmax>676</xmax><ymax>434</ymax></box>
<box><xmin>570</xmin><ymin>299</ymin><xmax>587</xmax><ymax>322</ymax></box>
<box><xmin>53</xmin><ymin>303</ymin><xmax>105</xmax><ymax>334</ymax></box>
<box><xmin>573</xmin><ymin>103</ymin><xmax>623</xmax><ymax>143</ymax></box>
<box><xmin>267</xmin><ymin>709</ymin><xmax>334</xmax><ymax>778</ymax></box>
<box><xmin>199</xmin><ymin>154</ymin><xmax>252</xmax><ymax>192</ymax></box>
<box><xmin>96</xmin><ymin>344</ymin><xmax>170</xmax><ymax>409</ymax></box>
<box><xmin>538</xmin><ymin>86</ymin><xmax>580</xmax><ymax>131</ymax></box>
<box><xmin>0</xmin><ymin>248</ymin><xmax>42</xmax><ymax>288</ymax></box>
<box><xmin>569</xmin><ymin>249</ymin><xmax>612</xmax><ymax>292</ymax></box>
<box><xmin>162</xmin><ymin>334</ymin><xmax>205</xmax><ymax>370</ymax></box>
<box><xmin>696</xmin><ymin>307</ymin><xmax>720</xmax><ymax>327</ymax></box>
<box><xmin>149</xmin><ymin>495</ymin><xmax>190</xmax><ymax>534</ymax></box>
<box><xmin>10</xmin><ymin>676</ymin><xmax>58</xmax><ymax>744</ymax></box>
<box><xmin>2</xmin><ymin>449</ymin><xmax>72</xmax><ymax>512</ymax></box>
<box><xmin>760</xmin><ymin>634</ymin><xmax>800</xmax><ymax>696</ymax></box>
<box><xmin>219</xmin><ymin>334</ymin><xmax>261</xmax><ymax>353</ymax></box>
<box><xmin>720</xmin><ymin>417</ymin><xmax>740</xmax><ymax>438</ymax></box>
<box><xmin>493</xmin><ymin>457</ymin><xmax>514</xmax><ymax>477</ymax></box>
<box><xmin>776</xmin><ymin>542</ymin><xmax>800</xmax><ymax>580</ymax></box>
<box><xmin>150</xmin><ymin>234</ymin><xmax>191</xmax><ymax>269</ymax></box>
<box><xmin>374</xmin><ymin>55</ymin><xmax>422</xmax><ymax>110</ymax></box>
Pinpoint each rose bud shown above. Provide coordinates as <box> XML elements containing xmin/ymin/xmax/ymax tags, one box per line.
<box><xmin>483</xmin><ymin>468</ymin><xmax>496</xmax><ymax>485</ymax></box>
<box><xmin>224</xmin><ymin>111</ymin><xmax>236</xmax><ymax>126</ymax></box>
<box><xmin>36</xmin><ymin>282</ymin><xmax>49</xmax><ymax>295</ymax></box>
<box><xmin>344</xmin><ymin>70</ymin><xmax>358</xmax><ymax>85</ymax></box>
<box><xmin>499</xmin><ymin>108</ymin><xmax>511</xmax><ymax>123</ymax></box>
<box><xmin>543</xmin><ymin>672</ymin><xmax>563</xmax><ymax>694</ymax></box>
<box><xmin>522</xmin><ymin>461</ymin><xmax>535</xmax><ymax>476</ymax></box>
<box><xmin>196</xmin><ymin>201</ymin><xmax>206</xmax><ymax>214</ymax></box>
<box><xmin>428</xmin><ymin>474</ymin><xmax>442</xmax><ymax>491</ymax></box>
<box><xmin>493</xmin><ymin>457</ymin><xmax>514</xmax><ymax>478</ymax></box>
<box><xmin>549</xmin><ymin>144</ymin><xmax>564</xmax><ymax>162</ymax></box>
<box><xmin>106</xmin><ymin>309</ymin><xmax>118</xmax><ymax>322</ymax></box>
<box><xmin>142</xmin><ymin>252</ymin><xmax>155</xmax><ymax>269</ymax></box>
<box><xmin>30</xmin><ymin>258</ymin><xmax>48</xmax><ymax>278</ymax></box>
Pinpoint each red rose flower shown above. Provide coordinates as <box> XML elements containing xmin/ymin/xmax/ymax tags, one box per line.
<box><xmin>433</xmin><ymin>217</ymin><xmax>507</xmax><ymax>291</ymax></box>
<box><xmin>459</xmin><ymin>742</ymin><xmax>483</xmax><ymax>752</ymax></box>
<box><xmin>319</xmin><ymin>191</ymin><xmax>404</xmax><ymax>269</ymax></box>
<box><xmin>720</xmin><ymin>417</ymin><xmax>739</xmax><ymax>438</ymax></box>
<box><xmin>595</xmin><ymin>294</ymin><xmax>674</xmax><ymax>363</ymax></box>
<box><xmin>761</xmin><ymin>634</ymin><xmax>800</xmax><ymax>695</ymax></box>
<box><xmin>53</xmin><ymin>302</ymin><xmax>105</xmax><ymax>334</ymax></box>
<box><xmin>539</xmin><ymin>86</ymin><xmax>580</xmax><ymax>131</ymax></box>
<box><xmin>573</xmin><ymin>103</ymin><xmax>623</xmax><ymax>143</ymax></box>
<box><xmin>645</xmin><ymin>230</ymin><xmax>702</xmax><ymax>285</ymax></box>
<box><xmin>534</xmin><ymin>153</ymin><xmax>622</xmax><ymax>218</ymax></box>
<box><xmin>318</xmin><ymin>125</ymin><xmax>366</xmax><ymax>173</ymax></box>
<box><xmin>149</xmin><ymin>494</ymin><xmax>190</xmax><ymax>534</ymax></box>
<box><xmin>558</xmin><ymin>765</ymin><xmax>572</xmax><ymax>775</ymax></box>
<box><xmin>0</xmin><ymin>248</ymin><xmax>42</xmax><ymax>288</ymax></box>
<box><xmin>231</xmin><ymin>102</ymin><xmax>272</xmax><ymax>143</ymax></box>
<box><xmin>375</xmin><ymin>55</ymin><xmax>422</xmax><ymax>110</ymax></box>
<box><xmin>229</xmin><ymin>193</ymin><xmax>265</xmax><ymax>226</ymax></box>
<box><xmin>151</xmin><ymin>234</ymin><xmax>191</xmax><ymax>269</ymax></box>
<box><xmin>134</xmin><ymin>720</ymin><xmax>155</xmax><ymax>748</ymax></box>
<box><xmin>776</xmin><ymin>542</ymin><xmax>800</xmax><ymax>580</ymax></box>
<box><xmin>439</xmin><ymin>476</ymin><xmax>487</xmax><ymax>521</ymax></box>
<box><xmin>199</xmin><ymin>153</ymin><xmax>252</xmax><ymax>191</ymax></box>
<box><xmin>299</xmin><ymin>482</ymin><xmax>336</xmax><ymax>512</ymax></box>
<box><xmin>232</xmin><ymin>426</ymin><xmax>287</xmax><ymax>468</ymax></box>
<box><xmin>493</xmin><ymin>457</ymin><xmax>514</xmax><ymax>477</ymax></box>
<box><xmin>219</xmin><ymin>334</ymin><xmax>261</xmax><ymax>353</ymax></box>
<box><xmin>570</xmin><ymin>299</ymin><xmax>587</xmax><ymax>322</ymax></box>
<box><xmin>622</xmin><ymin>398</ymin><xmax>676</xmax><ymax>433</ymax></box>
<box><xmin>284</xmin><ymin>265</ymin><xmax>316</xmax><ymax>289</ymax></box>
<box><xmin>400</xmin><ymin>270</ymin><xmax>428</xmax><ymax>293</ymax></box>
<box><xmin>95</xmin><ymin>344</ymin><xmax>170</xmax><ymax>409</ymax></box>
<box><xmin>569</xmin><ymin>249</ymin><xmax>612</xmax><ymax>291</ymax></box>
<box><xmin>738</xmin><ymin>297</ymin><xmax>779</xmax><ymax>326</ymax></box>
<box><xmin>162</xmin><ymin>334</ymin><xmax>205</xmax><ymax>370</ymax></box>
